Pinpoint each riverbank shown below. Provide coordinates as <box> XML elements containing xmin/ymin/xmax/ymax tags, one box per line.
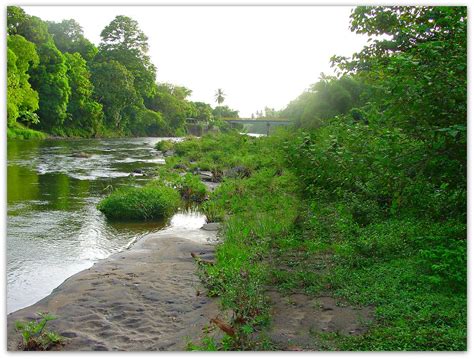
<box><xmin>7</xmin><ymin>224</ymin><xmax>221</xmax><ymax>351</ymax></box>
<box><xmin>166</xmin><ymin>132</ymin><xmax>466</xmax><ymax>351</ymax></box>
<box><xmin>8</xmin><ymin>131</ymin><xmax>466</xmax><ymax>351</ymax></box>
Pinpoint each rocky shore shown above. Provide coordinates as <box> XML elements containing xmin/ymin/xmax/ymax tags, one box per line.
<box><xmin>7</xmin><ymin>226</ymin><xmax>220</xmax><ymax>351</ymax></box>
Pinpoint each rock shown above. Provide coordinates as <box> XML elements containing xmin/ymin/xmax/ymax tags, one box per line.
<box><xmin>224</xmin><ymin>166</ymin><xmax>251</xmax><ymax>179</ymax></box>
<box><xmin>163</xmin><ymin>150</ymin><xmax>175</xmax><ymax>157</ymax></box>
<box><xmin>130</xmin><ymin>169</ymin><xmax>145</xmax><ymax>177</ymax></box>
<box><xmin>198</xmin><ymin>171</ymin><xmax>213</xmax><ymax>181</ymax></box>
<box><xmin>203</xmin><ymin>181</ymin><xmax>220</xmax><ymax>192</ymax></box>
<box><xmin>173</xmin><ymin>163</ymin><xmax>188</xmax><ymax>171</ymax></box>
<box><xmin>201</xmin><ymin>223</ymin><xmax>221</xmax><ymax>231</ymax></box>
<box><xmin>72</xmin><ymin>152</ymin><xmax>92</xmax><ymax>158</ymax></box>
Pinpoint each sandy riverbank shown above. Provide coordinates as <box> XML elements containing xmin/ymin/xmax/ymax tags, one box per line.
<box><xmin>7</xmin><ymin>226</ymin><xmax>221</xmax><ymax>351</ymax></box>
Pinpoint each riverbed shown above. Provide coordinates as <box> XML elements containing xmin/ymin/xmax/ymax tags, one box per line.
<box><xmin>7</xmin><ymin>137</ymin><xmax>187</xmax><ymax>314</ymax></box>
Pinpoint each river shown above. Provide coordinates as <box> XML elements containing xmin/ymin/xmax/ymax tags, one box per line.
<box><xmin>6</xmin><ymin>137</ymin><xmax>205</xmax><ymax>314</ymax></box>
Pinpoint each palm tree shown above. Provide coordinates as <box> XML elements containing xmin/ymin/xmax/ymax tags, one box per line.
<box><xmin>215</xmin><ymin>88</ymin><xmax>225</xmax><ymax>105</ymax></box>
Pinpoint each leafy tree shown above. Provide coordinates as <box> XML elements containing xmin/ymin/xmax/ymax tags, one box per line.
<box><xmin>145</xmin><ymin>83</ymin><xmax>194</xmax><ymax>131</ymax></box>
<box><xmin>129</xmin><ymin>108</ymin><xmax>168</xmax><ymax>136</ymax></box>
<box><xmin>47</xmin><ymin>19</ymin><xmax>98</xmax><ymax>61</ymax></box>
<box><xmin>332</xmin><ymin>6</ymin><xmax>467</xmax><ymax>136</ymax></box>
<box><xmin>190</xmin><ymin>102</ymin><xmax>213</xmax><ymax>122</ymax></box>
<box><xmin>213</xmin><ymin>105</ymin><xmax>239</xmax><ymax>119</ymax></box>
<box><xmin>333</xmin><ymin>6</ymin><xmax>467</xmax><ymax>200</ymax></box>
<box><xmin>7</xmin><ymin>6</ymin><xmax>28</xmax><ymax>35</ymax></box>
<box><xmin>63</xmin><ymin>53</ymin><xmax>104</xmax><ymax>136</ymax></box>
<box><xmin>90</xmin><ymin>60</ymin><xmax>140</xmax><ymax>132</ymax></box>
<box><xmin>7</xmin><ymin>9</ymin><xmax>51</xmax><ymax>45</ymax></box>
<box><xmin>29</xmin><ymin>42</ymin><xmax>71</xmax><ymax>133</ymax></box>
<box><xmin>7</xmin><ymin>35</ymin><xmax>40</xmax><ymax>127</ymax></box>
<box><xmin>98</xmin><ymin>15</ymin><xmax>156</xmax><ymax>98</ymax></box>
<box><xmin>8</xmin><ymin>7</ymin><xmax>71</xmax><ymax>134</ymax></box>
<box><xmin>215</xmin><ymin>88</ymin><xmax>225</xmax><ymax>105</ymax></box>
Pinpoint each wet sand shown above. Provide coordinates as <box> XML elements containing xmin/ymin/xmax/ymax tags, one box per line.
<box><xmin>7</xmin><ymin>227</ymin><xmax>220</xmax><ymax>351</ymax></box>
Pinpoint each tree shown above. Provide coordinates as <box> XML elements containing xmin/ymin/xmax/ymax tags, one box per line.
<box><xmin>264</xmin><ymin>107</ymin><xmax>278</xmax><ymax>118</ymax></box>
<box><xmin>90</xmin><ymin>60</ymin><xmax>140</xmax><ymax>132</ymax></box>
<box><xmin>190</xmin><ymin>102</ymin><xmax>213</xmax><ymax>122</ymax></box>
<box><xmin>215</xmin><ymin>88</ymin><xmax>225</xmax><ymax>105</ymax></box>
<box><xmin>7</xmin><ymin>6</ymin><xmax>27</xmax><ymax>35</ymax></box>
<box><xmin>332</xmin><ymin>6</ymin><xmax>467</xmax><ymax>136</ymax></box>
<box><xmin>213</xmin><ymin>105</ymin><xmax>239</xmax><ymax>119</ymax></box>
<box><xmin>29</xmin><ymin>42</ymin><xmax>71</xmax><ymax>133</ymax></box>
<box><xmin>144</xmin><ymin>83</ymin><xmax>193</xmax><ymax>131</ymax></box>
<box><xmin>7</xmin><ymin>35</ymin><xmax>40</xmax><ymax>127</ymax></box>
<box><xmin>129</xmin><ymin>108</ymin><xmax>167</xmax><ymax>136</ymax></box>
<box><xmin>47</xmin><ymin>19</ymin><xmax>98</xmax><ymax>61</ymax></box>
<box><xmin>8</xmin><ymin>7</ymin><xmax>71</xmax><ymax>134</ymax></box>
<box><xmin>98</xmin><ymin>15</ymin><xmax>156</xmax><ymax>98</ymax></box>
<box><xmin>64</xmin><ymin>53</ymin><xmax>104</xmax><ymax>136</ymax></box>
<box><xmin>8</xmin><ymin>9</ymin><xmax>51</xmax><ymax>45</ymax></box>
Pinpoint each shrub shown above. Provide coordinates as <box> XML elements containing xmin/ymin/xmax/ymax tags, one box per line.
<box><xmin>97</xmin><ymin>184</ymin><xmax>181</xmax><ymax>220</ymax></box>
<box><xmin>174</xmin><ymin>173</ymin><xmax>207</xmax><ymax>203</ymax></box>
<box><xmin>201</xmin><ymin>201</ymin><xmax>226</xmax><ymax>223</ymax></box>
<box><xmin>154</xmin><ymin>139</ymin><xmax>174</xmax><ymax>152</ymax></box>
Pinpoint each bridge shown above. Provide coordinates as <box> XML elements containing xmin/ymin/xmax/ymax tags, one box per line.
<box><xmin>223</xmin><ymin>118</ymin><xmax>293</xmax><ymax>135</ymax></box>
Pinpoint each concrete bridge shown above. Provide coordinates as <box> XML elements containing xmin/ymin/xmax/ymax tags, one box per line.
<box><xmin>223</xmin><ymin>118</ymin><xmax>293</xmax><ymax>135</ymax></box>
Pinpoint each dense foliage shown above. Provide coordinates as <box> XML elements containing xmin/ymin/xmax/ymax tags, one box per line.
<box><xmin>6</xmin><ymin>6</ymin><xmax>237</xmax><ymax>139</ymax></box>
<box><xmin>183</xmin><ymin>6</ymin><xmax>466</xmax><ymax>351</ymax></box>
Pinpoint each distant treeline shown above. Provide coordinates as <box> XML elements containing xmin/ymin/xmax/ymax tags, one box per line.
<box><xmin>6</xmin><ymin>6</ymin><xmax>239</xmax><ymax>139</ymax></box>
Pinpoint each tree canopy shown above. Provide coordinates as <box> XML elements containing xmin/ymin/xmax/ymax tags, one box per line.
<box><xmin>6</xmin><ymin>7</ymin><xmax>229</xmax><ymax>138</ymax></box>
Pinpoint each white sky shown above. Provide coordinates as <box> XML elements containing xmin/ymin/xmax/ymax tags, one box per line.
<box><xmin>22</xmin><ymin>5</ymin><xmax>369</xmax><ymax>117</ymax></box>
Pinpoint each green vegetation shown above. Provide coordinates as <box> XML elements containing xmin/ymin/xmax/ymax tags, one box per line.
<box><xmin>7</xmin><ymin>123</ymin><xmax>47</xmax><ymax>140</ymax></box>
<box><xmin>154</xmin><ymin>139</ymin><xmax>174</xmax><ymax>152</ymax></box>
<box><xmin>174</xmin><ymin>173</ymin><xmax>208</xmax><ymax>203</ymax></box>
<box><xmin>97</xmin><ymin>184</ymin><xmax>181</xmax><ymax>220</ymax></box>
<box><xmin>9</xmin><ymin>4</ymin><xmax>466</xmax><ymax>352</ymax></box>
<box><xmin>177</xmin><ymin>6</ymin><xmax>466</xmax><ymax>351</ymax></box>
<box><xmin>15</xmin><ymin>312</ymin><xmax>65</xmax><ymax>351</ymax></box>
<box><xmin>6</xmin><ymin>6</ymin><xmax>238</xmax><ymax>139</ymax></box>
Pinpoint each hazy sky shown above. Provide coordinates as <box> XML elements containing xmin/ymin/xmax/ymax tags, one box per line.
<box><xmin>22</xmin><ymin>5</ymin><xmax>369</xmax><ymax>117</ymax></box>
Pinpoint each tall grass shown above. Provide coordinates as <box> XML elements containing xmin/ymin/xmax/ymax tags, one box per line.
<box><xmin>7</xmin><ymin>125</ymin><xmax>48</xmax><ymax>140</ymax></box>
<box><xmin>97</xmin><ymin>184</ymin><xmax>181</xmax><ymax>220</ymax></box>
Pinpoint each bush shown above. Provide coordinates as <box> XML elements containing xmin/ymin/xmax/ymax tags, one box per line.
<box><xmin>174</xmin><ymin>173</ymin><xmax>207</xmax><ymax>203</ymax></box>
<box><xmin>201</xmin><ymin>201</ymin><xmax>226</xmax><ymax>223</ymax></box>
<box><xmin>154</xmin><ymin>139</ymin><xmax>174</xmax><ymax>152</ymax></box>
<box><xmin>97</xmin><ymin>184</ymin><xmax>181</xmax><ymax>220</ymax></box>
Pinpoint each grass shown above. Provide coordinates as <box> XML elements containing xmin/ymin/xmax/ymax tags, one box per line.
<box><xmin>7</xmin><ymin>124</ymin><xmax>48</xmax><ymax>140</ymax></box>
<box><xmin>167</xmin><ymin>131</ymin><xmax>466</xmax><ymax>351</ymax></box>
<box><xmin>92</xmin><ymin>130</ymin><xmax>465</xmax><ymax>350</ymax></box>
<box><xmin>97</xmin><ymin>183</ymin><xmax>181</xmax><ymax>220</ymax></box>
<box><xmin>154</xmin><ymin>139</ymin><xmax>175</xmax><ymax>152</ymax></box>
<box><xmin>174</xmin><ymin>173</ymin><xmax>207</xmax><ymax>203</ymax></box>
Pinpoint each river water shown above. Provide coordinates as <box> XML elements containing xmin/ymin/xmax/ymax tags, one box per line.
<box><xmin>7</xmin><ymin>137</ymin><xmax>205</xmax><ymax>314</ymax></box>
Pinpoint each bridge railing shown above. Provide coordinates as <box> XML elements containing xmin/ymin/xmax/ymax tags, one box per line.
<box><xmin>221</xmin><ymin>117</ymin><xmax>291</xmax><ymax>122</ymax></box>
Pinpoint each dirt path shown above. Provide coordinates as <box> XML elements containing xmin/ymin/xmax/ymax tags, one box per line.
<box><xmin>7</xmin><ymin>227</ymin><xmax>220</xmax><ymax>351</ymax></box>
<box><xmin>265</xmin><ymin>291</ymin><xmax>374</xmax><ymax>350</ymax></box>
